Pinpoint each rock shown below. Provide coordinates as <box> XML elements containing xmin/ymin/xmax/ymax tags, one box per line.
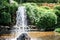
<box><xmin>17</xmin><ymin>33</ymin><xmax>31</xmax><ymax>40</ymax></box>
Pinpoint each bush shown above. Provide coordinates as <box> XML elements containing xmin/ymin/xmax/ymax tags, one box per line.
<box><xmin>54</xmin><ymin>5</ymin><xmax>60</xmax><ymax>28</ymax></box>
<box><xmin>0</xmin><ymin>12</ymin><xmax>11</xmax><ymax>25</ymax></box>
<box><xmin>0</xmin><ymin>0</ymin><xmax>9</xmax><ymax>4</ymax></box>
<box><xmin>14</xmin><ymin>0</ymin><xmax>21</xmax><ymax>3</ymax></box>
<box><xmin>14</xmin><ymin>0</ymin><xmax>58</xmax><ymax>3</ymax></box>
<box><xmin>55</xmin><ymin>28</ymin><xmax>60</xmax><ymax>33</ymax></box>
<box><xmin>36</xmin><ymin>8</ymin><xmax>57</xmax><ymax>30</ymax></box>
<box><xmin>54</xmin><ymin>5</ymin><xmax>60</xmax><ymax>17</ymax></box>
<box><xmin>9</xmin><ymin>2</ymin><xmax>18</xmax><ymax>25</ymax></box>
<box><xmin>23</xmin><ymin>3</ymin><xmax>57</xmax><ymax>31</ymax></box>
<box><xmin>39</xmin><ymin>6</ymin><xmax>50</xmax><ymax>9</ymax></box>
<box><xmin>22</xmin><ymin>3</ymin><xmax>38</xmax><ymax>25</ymax></box>
<box><xmin>0</xmin><ymin>0</ymin><xmax>18</xmax><ymax>26</ymax></box>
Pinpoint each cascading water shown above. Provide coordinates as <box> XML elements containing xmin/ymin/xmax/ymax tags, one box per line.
<box><xmin>15</xmin><ymin>6</ymin><xmax>30</xmax><ymax>40</ymax></box>
<box><xmin>7</xmin><ymin>6</ymin><xmax>29</xmax><ymax>40</ymax></box>
<box><xmin>5</xmin><ymin>6</ymin><xmax>30</xmax><ymax>40</ymax></box>
<box><xmin>16</xmin><ymin>6</ymin><xmax>28</xmax><ymax>33</ymax></box>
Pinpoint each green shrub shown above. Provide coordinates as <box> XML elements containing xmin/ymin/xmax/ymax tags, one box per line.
<box><xmin>0</xmin><ymin>12</ymin><xmax>11</xmax><ymax>25</ymax></box>
<box><xmin>14</xmin><ymin>0</ymin><xmax>21</xmax><ymax>3</ymax></box>
<box><xmin>36</xmin><ymin>9</ymin><xmax>57</xmax><ymax>30</ymax></box>
<box><xmin>55</xmin><ymin>28</ymin><xmax>60</xmax><ymax>33</ymax></box>
<box><xmin>40</xmin><ymin>6</ymin><xmax>50</xmax><ymax>9</ymax></box>
<box><xmin>9</xmin><ymin>2</ymin><xmax>18</xmax><ymax>25</ymax></box>
<box><xmin>35</xmin><ymin>7</ymin><xmax>57</xmax><ymax>30</ymax></box>
<box><xmin>14</xmin><ymin>0</ymin><xmax>58</xmax><ymax>3</ymax></box>
<box><xmin>54</xmin><ymin>5</ymin><xmax>60</xmax><ymax>17</ymax></box>
<box><xmin>9</xmin><ymin>2</ymin><xmax>18</xmax><ymax>14</ymax></box>
<box><xmin>0</xmin><ymin>0</ymin><xmax>9</xmax><ymax>4</ymax></box>
<box><xmin>23</xmin><ymin>3</ymin><xmax>57</xmax><ymax>30</ymax></box>
<box><xmin>54</xmin><ymin>5</ymin><xmax>60</xmax><ymax>28</ymax></box>
<box><xmin>22</xmin><ymin>3</ymin><xmax>38</xmax><ymax>25</ymax></box>
<box><xmin>0</xmin><ymin>0</ymin><xmax>18</xmax><ymax>26</ymax></box>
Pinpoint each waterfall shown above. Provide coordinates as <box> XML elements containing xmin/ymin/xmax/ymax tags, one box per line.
<box><xmin>13</xmin><ymin>6</ymin><xmax>30</xmax><ymax>40</ymax></box>
<box><xmin>16</xmin><ymin>6</ymin><xmax>28</xmax><ymax>33</ymax></box>
<box><xmin>5</xmin><ymin>6</ymin><xmax>30</xmax><ymax>40</ymax></box>
<box><xmin>15</xmin><ymin>6</ymin><xmax>31</xmax><ymax>40</ymax></box>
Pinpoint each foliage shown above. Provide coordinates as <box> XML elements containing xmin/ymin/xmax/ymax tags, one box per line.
<box><xmin>0</xmin><ymin>0</ymin><xmax>18</xmax><ymax>26</ymax></box>
<box><xmin>54</xmin><ymin>5</ymin><xmax>60</xmax><ymax>17</ymax></box>
<box><xmin>14</xmin><ymin>0</ymin><xmax>58</xmax><ymax>3</ymax></box>
<box><xmin>36</xmin><ymin>8</ymin><xmax>57</xmax><ymax>30</ymax></box>
<box><xmin>27</xmin><ymin>0</ymin><xmax>57</xmax><ymax>3</ymax></box>
<box><xmin>0</xmin><ymin>12</ymin><xmax>11</xmax><ymax>25</ymax></box>
<box><xmin>22</xmin><ymin>3</ymin><xmax>57</xmax><ymax>30</ymax></box>
<box><xmin>39</xmin><ymin>6</ymin><xmax>50</xmax><ymax>9</ymax></box>
<box><xmin>0</xmin><ymin>0</ymin><xmax>9</xmax><ymax>4</ymax></box>
<box><xmin>22</xmin><ymin>3</ymin><xmax>38</xmax><ymax>25</ymax></box>
<box><xmin>14</xmin><ymin>0</ymin><xmax>21</xmax><ymax>3</ymax></box>
<box><xmin>54</xmin><ymin>5</ymin><xmax>60</xmax><ymax>28</ymax></box>
<box><xmin>55</xmin><ymin>28</ymin><xmax>60</xmax><ymax>33</ymax></box>
<box><xmin>9</xmin><ymin>3</ymin><xmax>18</xmax><ymax>25</ymax></box>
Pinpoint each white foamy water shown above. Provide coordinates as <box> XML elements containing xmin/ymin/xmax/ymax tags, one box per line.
<box><xmin>12</xmin><ymin>6</ymin><xmax>29</xmax><ymax>40</ymax></box>
<box><xmin>16</xmin><ymin>6</ymin><xmax>28</xmax><ymax>33</ymax></box>
<box><xmin>5</xmin><ymin>6</ymin><xmax>29</xmax><ymax>40</ymax></box>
